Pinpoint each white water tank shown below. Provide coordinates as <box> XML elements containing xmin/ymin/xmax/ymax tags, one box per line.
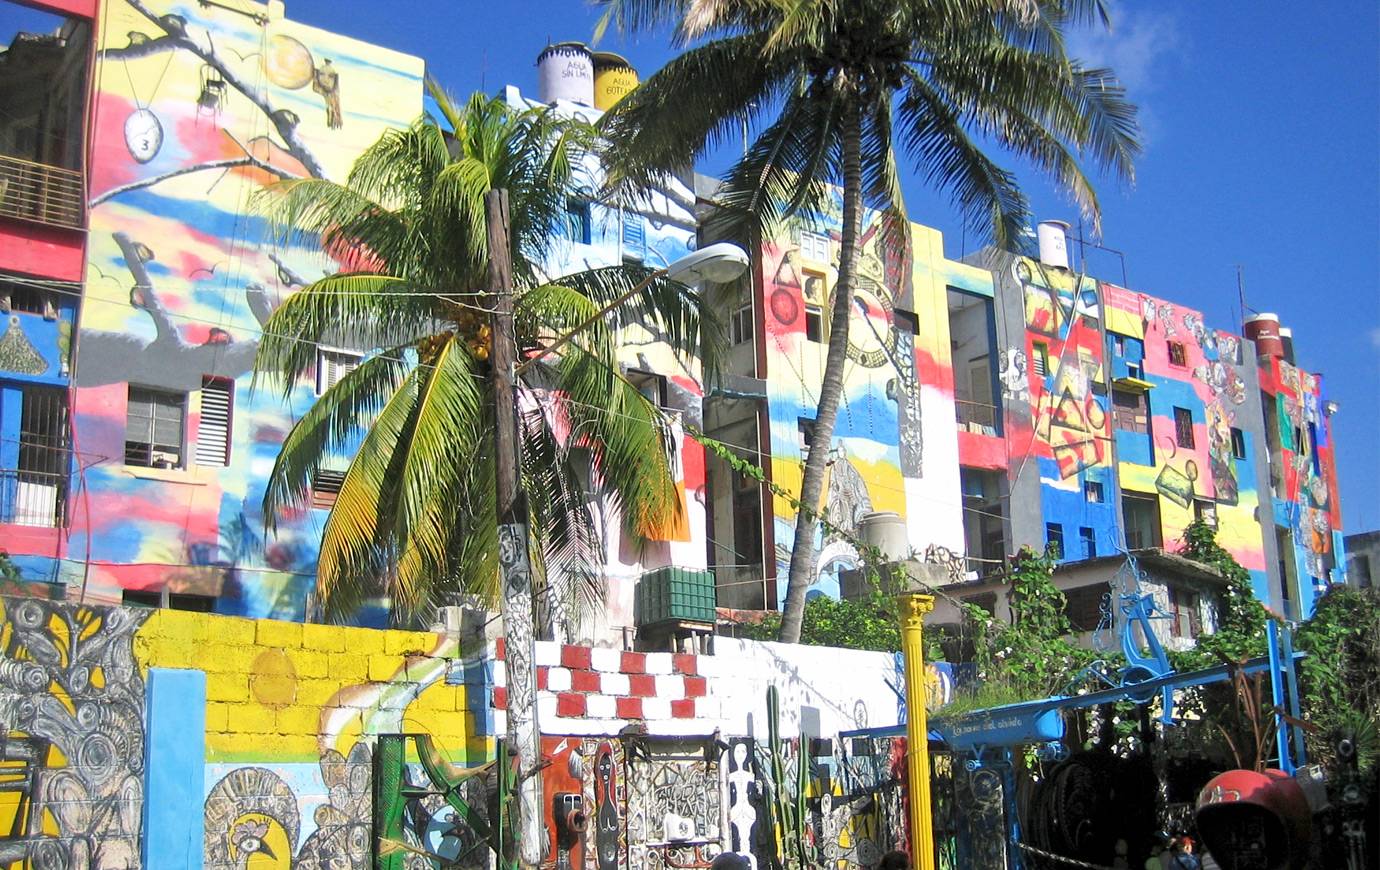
<box><xmin>859</xmin><ymin>511</ymin><xmax>908</xmax><ymax>561</ymax></box>
<box><xmin>1037</xmin><ymin>220</ymin><xmax>1071</xmax><ymax>270</ymax></box>
<box><xmin>537</xmin><ymin>42</ymin><xmax>594</xmax><ymax>106</ymax></box>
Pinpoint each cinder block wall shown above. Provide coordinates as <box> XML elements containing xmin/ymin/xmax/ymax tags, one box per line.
<box><xmin>0</xmin><ymin>596</ymin><xmax>489</xmax><ymax>869</ymax></box>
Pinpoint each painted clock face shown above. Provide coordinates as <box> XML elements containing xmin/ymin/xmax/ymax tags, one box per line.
<box><xmin>843</xmin><ymin>277</ymin><xmax>896</xmax><ymax>368</ymax></box>
<box><xmin>124</xmin><ymin>108</ymin><xmax>164</xmax><ymax>164</ymax></box>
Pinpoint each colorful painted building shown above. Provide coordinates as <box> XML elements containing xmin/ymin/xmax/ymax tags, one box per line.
<box><xmin>705</xmin><ymin>201</ymin><xmax>1346</xmax><ymax>626</ymax></box>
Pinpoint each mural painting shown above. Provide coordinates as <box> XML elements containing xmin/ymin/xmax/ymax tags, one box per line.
<box><xmin>27</xmin><ymin>0</ymin><xmax>427</xmax><ymax>616</ymax></box>
<box><xmin>1012</xmin><ymin>258</ymin><xmax>1119</xmax><ymax>559</ymax></box>
<box><xmin>0</xmin><ymin>598</ymin><xmax>149</xmax><ymax>869</ymax></box>
<box><xmin>758</xmin><ymin>202</ymin><xmax>976</xmax><ymax>604</ymax></box>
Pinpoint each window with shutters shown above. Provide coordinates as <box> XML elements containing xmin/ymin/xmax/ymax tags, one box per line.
<box><xmin>799</xmin><ymin>230</ymin><xmax>830</xmax><ymax>263</ymax></box>
<box><xmin>125</xmin><ymin>386</ymin><xmax>185</xmax><ymax>469</ymax></box>
<box><xmin>621</xmin><ymin>213</ymin><xmax>645</xmax><ymax>261</ymax></box>
<box><xmin>1169</xmin><ymin>586</ymin><xmax>1202</xmax><ymax>638</ymax></box>
<box><xmin>1112</xmin><ymin>388</ymin><xmax>1149</xmax><ymax>434</ymax></box>
<box><xmin>1031</xmin><ymin>342</ymin><xmax>1049</xmax><ymax>378</ymax></box>
<box><xmin>1173</xmin><ymin>406</ymin><xmax>1195</xmax><ymax>448</ymax></box>
<box><xmin>729</xmin><ymin>304</ymin><xmax>753</xmax><ymax>345</ymax></box>
<box><xmin>195</xmin><ymin>377</ymin><xmax>233</xmax><ymax>466</ymax></box>
<box><xmin>316</xmin><ymin>348</ymin><xmax>362</xmax><ymax>396</ymax></box>
<box><xmin>311</xmin><ymin>468</ymin><xmax>346</xmax><ymax>510</ymax></box>
<box><xmin>1168</xmin><ymin>341</ymin><xmax>1188</xmax><ymax>367</ymax></box>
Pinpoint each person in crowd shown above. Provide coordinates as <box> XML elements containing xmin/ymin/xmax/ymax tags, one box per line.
<box><xmin>710</xmin><ymin>854</ymin><xmax>751</xmax><ymax>870</ymax></box>
<box><xmin>879</xmin><ymin>851</ymin><xmax>910</xmax><ymax>870</ymax></box>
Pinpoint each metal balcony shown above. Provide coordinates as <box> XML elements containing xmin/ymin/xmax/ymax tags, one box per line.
<box><xmin>0</xmin><ymin>154</ymin><xmax>85</xmax><ymax>230</ymax></box>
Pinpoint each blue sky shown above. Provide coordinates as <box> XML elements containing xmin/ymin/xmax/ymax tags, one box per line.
<box><xmin>288</xmin><ymin>1</ymin><xmax>1379</xmax><ymax>532</ymax></box>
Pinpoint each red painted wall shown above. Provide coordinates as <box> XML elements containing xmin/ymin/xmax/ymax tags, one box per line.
<box><xmin>0</xmin><ymin>223</ymin><xmax>85</xmax><ymax>282</ymax></box>
<box><xmin>17</xmin><ymin>0</ymin><xmax>97</xmax><ymax>19</ymax></box>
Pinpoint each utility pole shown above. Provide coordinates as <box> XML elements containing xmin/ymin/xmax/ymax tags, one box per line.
<box><xmin>487</xmin><ymin>189</ymin><xmax>544</xmax><ymax>866</ymax></box>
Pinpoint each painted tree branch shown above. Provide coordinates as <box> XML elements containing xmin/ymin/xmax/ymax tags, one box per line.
<box><xmin>90</xmin><ymin>156</ymin><xmax>292</xmax><ymax>206</ymax></box>
<box><xmin>110</xmin><ymin>0</ymin><xmax>326</xmax><ymax>178</ymax></box>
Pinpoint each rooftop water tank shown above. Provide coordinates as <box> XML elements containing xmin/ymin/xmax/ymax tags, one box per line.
<box><xmin>592</xmin><ymin>51</ymin><xmax>637</xmax><ymax>110</ymax></box>
<box><xmin>859</xmin><ymin>511</ymin><xmax>908</xmax><ymax>562</ymax></box>
<box><xmin>1036</xmin><ymin>220</ymin><xmax>1071</xmax><ymax>270</ymax></box>
<box><xmin>1243</xmin><ymin>313</ymin><xmax>1283</xmax><ymax>359</ymax></box>
<box><xmin>537</xmin><ymin>42</ymin><xmax>594</xmax><ymax>106</ymax></box>
<box><xmin>1278</xmin><ymin>326</ymin><xmax>1296</xmax><ymax>364</ymax></box>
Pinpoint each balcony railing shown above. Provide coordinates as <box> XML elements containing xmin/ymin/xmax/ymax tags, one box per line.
<box><xmin>0</xmin><ymin>154</ymin><xmax>85</xmax><ymax>230</ymax></box>
<box><xmin>955</xmin><ymin>398</ymin><xmax>999</xmax><ymax>434</ymax></box>
<box><xmin>0</xmin><ymin>468</ymin><xmax>69</xmax><ymax>528</ymax></box>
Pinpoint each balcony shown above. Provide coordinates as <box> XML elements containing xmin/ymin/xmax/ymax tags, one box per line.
<box><xmin>0</xmin><ymin>154</ymin><xmax>84</xmax><ymax>230</ymax></box>
<box><xmin>955</xmin><ymin>398</ymin><xmax>999</xmax><ymax>434</ymax></box>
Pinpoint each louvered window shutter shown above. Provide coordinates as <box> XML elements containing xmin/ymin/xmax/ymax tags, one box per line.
<box><xmin>195</xmin><ymin>377</ymin><xmax>232</xmax><ymax>466</ymax></box>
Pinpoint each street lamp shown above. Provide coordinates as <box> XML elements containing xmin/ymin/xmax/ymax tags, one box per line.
<box><xmin>486</xmin><ymin>189</ymin><xmax>748</xmax><ymax>867</ymax></box>
<box><xmin>516</xmin><ymin>242</ymin><xmax>751</xmax><ymax>375</ymax></box>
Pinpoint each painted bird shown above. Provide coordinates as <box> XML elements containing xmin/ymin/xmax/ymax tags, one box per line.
<box><xmin>312</xmin><ymin>58</ymin><xmax>342</xmax><ymax>129</ymax></box>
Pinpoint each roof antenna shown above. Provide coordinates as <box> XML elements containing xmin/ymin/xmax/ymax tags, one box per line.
<box><xmin>1235</xmin><ymin>265</ymin><xmax>1250</xmax><ymax>333</ymax></box>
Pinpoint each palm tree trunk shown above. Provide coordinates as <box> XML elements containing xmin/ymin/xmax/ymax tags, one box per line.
<box><xmin>778</xmin><ymin>98</ymin><xmax>865</xmax><ymax>643</ymax></box>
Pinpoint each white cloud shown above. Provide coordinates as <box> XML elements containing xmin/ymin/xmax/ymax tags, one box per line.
<box><xmin>1369</xmin><ymin>326</ymin><xmax>1380</xmax><ymax>349</ymax></box>
<box><xmin>1065</xmin><ymin>4</ymin><xmax>1183</xmax><ymax>146</ymax></box>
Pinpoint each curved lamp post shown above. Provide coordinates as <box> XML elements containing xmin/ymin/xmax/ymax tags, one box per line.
<box><xmin>516</xmin><ymin>241</ymin><xmax>751</xmax><ymax>375</ymax></box>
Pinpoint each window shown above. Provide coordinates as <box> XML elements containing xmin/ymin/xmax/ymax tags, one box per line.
<box><xmin>1065</xmin><ymin>585</ymin><xmax>1106</xmax><ymax>632</ymax></box>
<box><xmin>7</xmin><ymin>385</ymin><xmax>69</xmax><ymax>527</ymax></box>
<box><xmin>1194</xmin><ymin>499</ymin><xmax>1218</xmax><ymax>529</ymax></box>
<box><xmin>964</xmin><ymin>593</ymin><xmax>997</xmax><ymax>617</ymax></box>
<box><xmin>1173</xmin><ymin>406</ymin><xmax>1195</xmax><ymax>449</ymax></box>
<box><xmin>1307</xmin><ymin>423</ymin><xmax>1321</xmax><ymax>474</ymax></box>
<box><xmin>1122</xmin><ymin>493</ymin><xmax>1162</xmax><ymax>550</ymax></box>
<box><xmin>802</xmin><ymin>271</ymin><xmax>827</xmax><ymax>304</ymax></box>
<box><xmin>1169</xmin><ymin>587</ymin><xmax>1202</xmax><ymax>638</ymax></box>
<box><xmin>1112</xmin><ymin>388</ymin><xmax>1149</xmax><ymax>434</ymax></box>
<box><xmin>562</xmin><ymin>199</ymin><xmax>591</xmax><ymax>244</ymax></box>
<box><xmin>797</xmin><ymin>416</ymin><xmax>816</xmax><ymax>450</ymax></box>
<box><xmin>627</xmin><ymin>369</ymin><xmax>669</xmax><ymax>408</ymax></box>
<box><xmin>195</xmin><ymin>377</ymin><xmax>233</xmax><ymax>467</ymax></box>
<box><xmin>1230</xmin><ymin>427</ymin><xmax>1247</xmax><ymax>460</ymax></box>
<box><xmin>1084</xmin><ymin>480</ymin><xmax>1105</xmax><ymax>503</ymax></box>
<box><xmin>125</xmin><ymin>386</ymin><xmax>185</xmax><ymax>469</ymax></box>
<box><xmin>621</xmin><ymin>213</ymin><xmax>645</xmax><ymax>260</ymax></box>
<box><xmin>1079</xmin><ymin>526</ymin><xmax>1097</xmax><ymax>559</ymax></box>
<box><xmin>804</xmin><ymin>304</ymin><xmax>824</xmax><ymax>343</ymax></box>
<box><xmin>1045</xmin><ymin>523</ymin><xmax>1064</xmax><ymax>559</ymax></box>
<box><xmin>1113</xmin><ymin>334</ymin><xmax>1126</xmax><ymax>357</ymax></box>
<box><xmin>729</xmin><ymin>304</ymin><xmax>754</xmax><ymax>346</ymax></box>
<box><xmin>800</xmin><ymin>230</ymin><xmax>831</xmax><ymax>263</ymax></box>
<box><xmin>3</xmin><ymin>278</ymin><xmax>47</xmax><ymax>315</ymax></box>
<box><xmin>1168</xmin><ymin>341</ymin><xmax>1187</xmax><ymax>367</ymax></box>
<box><xmin>316</xmin><ymin>348</ymin><xmax>361</xmax><ymax>395</ymax></box>
<box><xmin>122</xmin><ymin>589</ymin><xmax>215</xmax><ymax>612</ymax></box>
<box><xmin>311</xmin><ymin>468</ymin><xmax>346</xmax><ymax>510</ymax></box>
<box><xmin>1353</xmin><ymin>554</ymin><xmax>1373</xmax><ymax>589</ymax></box>
<box><xmin>1031</xmin><ymin>342</ymin><xmax>1049</xmax><ymax>377</ymax></box>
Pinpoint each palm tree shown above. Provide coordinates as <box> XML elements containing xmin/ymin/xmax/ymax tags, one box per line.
<box><xmin>597</xmin><ymin>0</ymin><xmax>1140</xmax><ymax>642</ymax></box>
<box><xmin>253</xmin><ymin>86</ymin><xmax>718</xmax><ymax>625</ymax></box>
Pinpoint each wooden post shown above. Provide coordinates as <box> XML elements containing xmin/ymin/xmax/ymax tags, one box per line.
<box><xmin>487</xmin><ymin>189</ymin><xmax>544</xmax><ymax>867</ymax></box>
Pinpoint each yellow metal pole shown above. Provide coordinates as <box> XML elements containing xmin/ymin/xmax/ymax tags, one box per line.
<box><xmin>898</xmin><ymin>593</ymin><xmax>936</xmax><ymax>870</ymax></box>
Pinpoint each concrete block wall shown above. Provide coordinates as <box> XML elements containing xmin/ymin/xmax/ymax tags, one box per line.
<box><xmin>469</xmin><ymin>636</ymin><xmax>917</xmax><ymax>741</ymax></box>
<box><xmin>0</xmin><ymin>596</ymin><xmax>489</xmax><ymax>869</ymax></box>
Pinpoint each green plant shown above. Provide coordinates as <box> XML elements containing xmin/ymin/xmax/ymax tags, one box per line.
<box><xmin>0</xmin><ymin>550</ymin><xmax>21</xmax><ymax>582</ymax></box>
<box><xmin>1172</xmin><ymin>519</ymin><xmax>1268</xmax><ymax>669</ymax></box>
<box><xmin>1295</xmin><ymin>584</ymin><xmax>1380</xmax><ymax>772</ymax></box>
<box><xmin>598</xmin><ymin>0</ymin><xmax>1140</xmax><ymax>644</ymax></box>
<box><xmin>253</xmin><ymin>87</ymin><xmax>719</xmax><ymax>622</ymax></box>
